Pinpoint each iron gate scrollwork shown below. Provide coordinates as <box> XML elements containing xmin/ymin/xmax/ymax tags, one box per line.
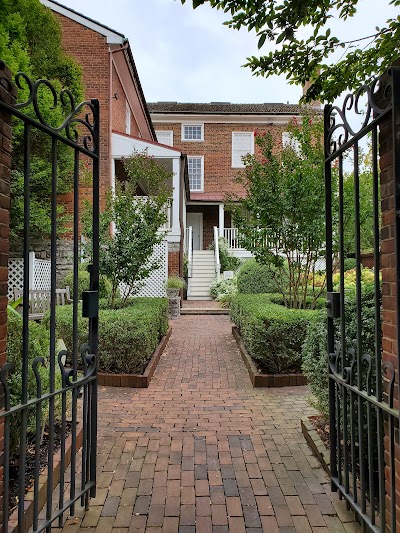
<box><xmin>0</xmin><ymin>61</ymin><xmax>99</xmax><ymax>532</ymax></box>
<box><xmin>325</xmin><ymin>67</ymin><xmax>400</xmax><ymax>531</ymax></box>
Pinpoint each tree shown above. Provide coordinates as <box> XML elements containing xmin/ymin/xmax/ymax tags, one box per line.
<box><xmin>0</xmin><ymin>0</ymin><xmax>84</xmax><ymax>243</ymax></box>
<box><xmin>83</xmin><ymin>151</ymin><xmax>173</xmax><ymax>308</ymax></box>
<box><xmin>227</xmin><ymin>113</ymin><xmax>327</xmax><ymax>309</ymax></box>
<box><xmin>181</xmin><ymin>0</ymin><xmax>400</xmax><ymax>102</ymax></box>
<box><xmin>340</xmin><ymin>147</ymin><xmax>376</xmax><ymax>255</ymax></box>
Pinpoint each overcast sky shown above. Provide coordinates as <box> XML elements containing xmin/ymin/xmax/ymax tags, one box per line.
<box><xmin>61</xmin><ymin>0</ymin><xmax>397</xmax><ymax>105</ymax></box>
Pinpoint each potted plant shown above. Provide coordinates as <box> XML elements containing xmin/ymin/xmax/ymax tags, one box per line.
<box><xmin>166</xmin><ymin>276</ymin><xmax>186</xmax><ymax>298</ymax></box>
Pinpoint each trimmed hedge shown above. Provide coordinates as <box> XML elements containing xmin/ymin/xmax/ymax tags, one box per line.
<box><xmin>302</xmin><ymin>283</ymin><xmax>376</xmax><ymax>418</ymax></box>
<box><xmin>44</xmin><ymin>298</ymin><xmax>168</xmax><ymax>374</ymax></box>
<box><xmin>7</xmin><ymin>310</ymin><xmax>62</xmax><ymax>451</ymax></box>
<box><xmin>230</xmin><ymin>294</ymin><xmax>317</xmax><ymax>373</ymax></box>
<box><xmin>237</xmin><ymin>259</ymin><xmax>278</xmax><ymax>294</ymax></box>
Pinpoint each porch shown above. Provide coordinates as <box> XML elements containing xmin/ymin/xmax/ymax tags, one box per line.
<box><xmin>185</xmin><ymin>203</ymin><xmax>252</xmax><ymax>257</ymax></box>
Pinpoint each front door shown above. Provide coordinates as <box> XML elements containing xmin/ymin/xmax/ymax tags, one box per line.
<box><xmin>187</xmin><ymin>213</ymin><xmax>203</xmax><ymax>250</ymax></box>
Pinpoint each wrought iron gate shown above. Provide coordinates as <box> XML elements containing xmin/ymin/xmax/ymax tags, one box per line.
<box><xmin>0</xmin><ymin>62</ymin><xmax>99</xmax><ymax>532</ymax></box>
<box><xmin>325</xmin><ymin>67</ymin><xmax>400</xmax><ymax>531</ymax></box>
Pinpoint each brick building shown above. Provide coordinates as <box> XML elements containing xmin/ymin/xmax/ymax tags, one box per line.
<box><xmin>36</xmin><ymin>0</ymin><xmax>189</xmax><ymax>287</ymax></box>
<box><xmin>148</xmin><ymin>102</ymin><xmax>308</xmax><ymax>298</ymax></box>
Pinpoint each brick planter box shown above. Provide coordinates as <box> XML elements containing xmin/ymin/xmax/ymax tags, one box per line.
<box><xmin>8</xmin><ymin>423</ymin><xmax>84</xmax><ymax>533</ymax></box>
<box><xmin>98</xmin><ymin>326</ymin><xmax>172</xmax><ymax>388</ymax></box>
<box><xmin>232</xmin><ymin>326</ymin><xmax>307</xmax><ymax>387</ymax></box>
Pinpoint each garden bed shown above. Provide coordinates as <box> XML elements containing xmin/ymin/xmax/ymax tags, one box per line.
<box><xmin>301</xmin><ymin>415</ymin><xmax>330</xmax><ymax>474</ymax></box>
<box><xmin>8</xmin><ymin>423</ymin><xmax>83</xmax><ymax>533</ymax></box>
<box><xmin>98</xmin><ymin>326</ymin><xmax>172</xmax><ymax>387</ymax></box>
<box><xmin>232</xmin><ymin>326</ymin><xmax>307</xmax><ymax>387</ymax></box>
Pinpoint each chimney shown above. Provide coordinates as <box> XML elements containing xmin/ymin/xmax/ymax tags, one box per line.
<box><xmin>302</xmin><ymin>69</ymin><xmax>321</xmax><ymax>108</ymax></box>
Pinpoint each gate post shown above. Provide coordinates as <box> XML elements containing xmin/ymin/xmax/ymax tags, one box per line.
<box><xmin>380</xmin><ymin>80</ymin><xmax>400</xmax><ymax>529</ymax></box>
<box><xmin>0</xmin><ymin>63</ymin><xmax>16</xmax><ymax>532</ymax></box>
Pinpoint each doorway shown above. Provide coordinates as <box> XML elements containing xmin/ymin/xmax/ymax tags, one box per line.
<box><xmin>187</xmin><ymin>213</ymin><xmax>203</xmax><ymax>250</ymax></box>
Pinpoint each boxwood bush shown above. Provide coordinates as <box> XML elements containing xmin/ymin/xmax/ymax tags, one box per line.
<box><xmin>7</xmin><ymin>310</ymin><xmax>62</xmax><ymax>451</ymax></box>
<box><xmin>230</xmin><ymin>294</ymin><xmax>316</xmax><ymax>373</ymax></box>
<box><xmin>236</xmin><ymin>259</ymin><xmax>279</xmax><ymax>294</ymax></box>
<box><xmin>44</xmin><ymin>298</ymin><xmax>168</xmax><ymax>374</ymax></box>
<box><xmin>302</xmin><ymin>283</ymin><xmax>376</xmax><ymax>418</ymax></box>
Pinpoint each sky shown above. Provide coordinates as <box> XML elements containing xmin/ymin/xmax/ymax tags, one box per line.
<box><xmin>59</xmin><ymin>0</ymin><xmax>397</xmax><ymax>105</ymax></box>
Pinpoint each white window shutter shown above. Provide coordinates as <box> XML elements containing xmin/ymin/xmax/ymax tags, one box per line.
<box><xmin>156</xmin><ymin>131</ymin><xmax>173</xmax><ymax>146</ymax></box>
<box><xmin>232</xmin><ymin>133</ymin><xmax>253</xmax><ymax>167</ymax></box>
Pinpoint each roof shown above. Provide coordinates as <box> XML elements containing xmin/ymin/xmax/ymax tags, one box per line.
<box><xmin>41</xmin><ymin>0</ymin><xmax>126</xmax><ymax>43</ymax></box>
<box><xmin>148</xmin><ymin>102</ymin><xmax>304</xmax><ymax>115</ymax></box>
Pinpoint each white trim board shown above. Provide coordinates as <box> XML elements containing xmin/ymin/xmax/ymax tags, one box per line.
<box><xmin>40</xmin><ymin>0</ymin><xmax>125</xmax><ymax>43</ymax></box>
<box><xmin>151</xmin><ymin>113</ymin><xmax>301</xmax><ymax>125</ymax></box>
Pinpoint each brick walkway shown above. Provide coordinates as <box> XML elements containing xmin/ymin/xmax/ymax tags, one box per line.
<box><xmin>58</xmin><ymin>315</ymin><xmax>359</xmax><ymax>532</ymax></box>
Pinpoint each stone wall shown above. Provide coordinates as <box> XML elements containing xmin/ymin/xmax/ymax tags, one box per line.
<box><xmin>10</xmin><ymin>239</ymin><xmax>75</xmax><ymax>287</ymax></box>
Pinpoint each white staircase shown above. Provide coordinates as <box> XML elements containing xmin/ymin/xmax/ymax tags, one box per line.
<box><xmin>187</xmin><ymin>250</ymin><xmax>215</xmax><ymax>300</ymax></box>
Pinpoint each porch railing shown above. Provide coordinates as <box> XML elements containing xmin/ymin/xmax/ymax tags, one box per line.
<box><xmin>223</xmin><ymin>227</ymin><xmax>243</xmax><ymax>250</ymax></box>
<box><xmin>213</xmin><ymin>226</ymin><xmax>221</xmax><ymax>281</ymax></box>
<box><xmin>185</xmin><ymin>226</ymin><xmax>193</xmax><ymax>277</ymax></box>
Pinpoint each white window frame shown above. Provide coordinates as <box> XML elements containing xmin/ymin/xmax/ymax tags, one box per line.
<box><xmin>231</xmin><ymin>132</ymin><xmax>254</xmax><ymax>168</ymax></box>
<box><xmin>155</xmin><ymin>130</ymin><xmax>174</xmax><ymax>146</ymax></box>
<box><xmin>125</xmin><ymin>100</ymin><xmax>131</xmax><ymax>135</ymax></box>
<box><xmin>181</xmin><ymin>123</ymin><xmax>204</xmax><ymax>142</ymax></box>
<box><xmin>187</xmin><ymin>155</ymin><xmax>204</xmax><ymax>192</ymax></box>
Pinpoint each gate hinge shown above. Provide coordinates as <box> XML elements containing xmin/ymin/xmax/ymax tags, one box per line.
<box><xmin>326</xmin><ymin>292</ymin><xmax>341</xmax><ymax>319</ymax></box>
<box><xmin>82</xmin><ymin>290</ymin><xmax>99</xmax><ymax>318</ymax></box>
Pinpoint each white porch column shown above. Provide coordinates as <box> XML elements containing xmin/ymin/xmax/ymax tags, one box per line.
<box><xmin>171</xmin><ymin>158</ymin><xmax>180</xmax><ymax>235</ymax></box>
<box><xmin>218</xmin><ymin>203</ymin><xmax>224</xmax><ymax>237</ymax></box>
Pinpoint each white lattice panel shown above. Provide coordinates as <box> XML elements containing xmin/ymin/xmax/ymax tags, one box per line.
<box><xmin>8</xmin><ymin>253</ymin><xmax>51</xmax><ymax>300</ymax></box>
<box><xmin>8</xmin><ymin>258</ymin><xmax>24</xmax><ymax>300</ymax></box>
<box><xmin>120</xmin><ymin>241</ymin><xmax>168</xmax><ymax>298</ymax></box>
<box><xmin>34</xmin><ymin>259</ymin><xmax>51</xmax><ymax>290</ymax></box>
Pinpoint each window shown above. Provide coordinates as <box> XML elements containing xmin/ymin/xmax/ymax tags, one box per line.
<box><xmin>125</xmin><ymin>100</ymin><xmax>131</xmax><ymax>134</ymax></box>
<box><xmin>182</xmin><ymin>123</ymin><xmax>204</xmax><ymax>141</ymax></box>
<box><xmin>188</xmin><ymin>156</ymin><xmax>204</xmax><ymax>191</ymax></box>
<box><xmin>282</xmin><ymin>131</ymin><xmax>301</xmax><ymax>153</ymax></box>
<box><xmin>155</xmin><ymin>130</ymin><xmax>173</xmax><ymax>146</ymax></box>
<box><xmin>232</xmin><ymin>132</ymin><xmax>254</xmax><ymax>168</ymax></box>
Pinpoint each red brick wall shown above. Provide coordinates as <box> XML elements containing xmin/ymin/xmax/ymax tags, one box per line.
<box><xmin>379</xmin><ymin>109</ymin><xmax>400</xmax><ymax>529</ymax></box>
<box><xmin>153</xmin><ymin>122</ymin><xmax>286</xmax><ymax>197</ymax></box>
<box><xmin>54</xmin><ymin>13</ymin><xmax>111</xmax><ymax>209</ymax></box>
<box><xmin>168</xmin><ymin>251</ymin><xmax>180</xmax><ymax>276</ymax></box>
<box><xmin>0</xmin><ymin>62</ymin><xmax>15</xmax><ymax>531</ymax></box>
<box><xmin>111</xmin><ymin>65</ymin><xmax>140</xmax><ymax>136</ymax></box>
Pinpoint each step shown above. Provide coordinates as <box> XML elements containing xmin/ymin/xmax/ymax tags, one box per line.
<box><xmin>188</xmin><ymin>289</ymin><xmax>212</xmax><ymax>296</ymax></box>
<box><xmin>181</xmin><ymin>308</ymin><xmax>229</xmax><ymax>315</ymax></box>
<box><xmin>193</xmin><ymin>251</ymin><xmax>214</xmax><ymax>255</ymax></box>
<box><xmin>186</xmin><ymin>296</ymin><xmax>213</xmax><ymax>301</ymax></box>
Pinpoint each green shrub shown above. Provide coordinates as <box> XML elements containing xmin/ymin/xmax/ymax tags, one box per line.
<box><xmin>210</xmin><ymin>237</ymin><xmax>241</xmax><ymax>272</ymax></box>
<box><xmin>230</xmin><ymin>294</ymin><xmax>316</xmax><ymax>373</ymax></box>
<box><xmin>237</xmin><ymin>259</ymin><xmax>279</xmax><ymax>294</ymax></box>
<box><xmin>7</xmin><ymin>310</ymin><xmax>62</xmax><ymax>451</ymax></box>
<box><xmin>166</xmin><ymin>276</ymin><xmax>186</xmax><ymax>289</ymax></box>
<box><xmin>302</xmin><ymin>284</ymin><xmax>377</xmax><ymax>418</ymax></box>
<box><xmin>45</xmin><ymin>298</ymin><xmax>168</xmax><ymax>374</ymax></box>
<box><xmin>343</xmin><ymin>258</ymin><xmax>357</xmax><ymax>271</ymax></box>
<box><xmin>64</xmin><ymin>264</ymin><xmax>113</xmax><ymax>300</ymax></box>
<box><xmin>210</xmin><ymin>277</ymin><xmax>237</xmax><ymax>299</ymax></box>
<box><xmin>269</xmin><ymin>293</ymin><xmax>326</xmax><ymax>310</ymax></box>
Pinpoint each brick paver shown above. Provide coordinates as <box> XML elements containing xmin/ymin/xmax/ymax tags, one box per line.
<box><xmin>55</xmin><ymin>315</ymin><xmax>359</xmax><ymax>532</ymax></box>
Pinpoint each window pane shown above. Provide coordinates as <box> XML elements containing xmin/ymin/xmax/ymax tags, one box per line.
<box><xmin>184</xmin><ymin>125</ymin><xmax>202</xmax><ymax>140</ymax></box>
<box><xmin>188</xmin><ymin>157</ymin><xmax>203</xmax><ymax>190</ymax></box>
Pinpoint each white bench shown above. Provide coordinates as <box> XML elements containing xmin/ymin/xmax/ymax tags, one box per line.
<box><xmin>13</xmin><ymin>287</ymin><xmax>72</xmax><ymax>321</ymax></box>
